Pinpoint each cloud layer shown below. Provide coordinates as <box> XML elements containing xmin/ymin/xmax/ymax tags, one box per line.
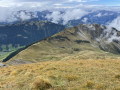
<box><xmin>108</xmin><ymin>16</ymin><xmax>120</xmax><ymax>31</ymax></box>
<box><xmin>103</xmin><ymin>16</ymin><xmax>120</xmax><ymax>43</ymax></box>
<box><xmin>0</xmin><ymin>9</ymin><xmax>38</xmax><ymax>22</ymax></box>
<box><xmin>46</xmin><ymin>9</ymin><xmax>88</xmax><ymax>25</ymax></box>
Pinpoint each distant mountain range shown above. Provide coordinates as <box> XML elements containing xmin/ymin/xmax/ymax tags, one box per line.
<box><xmin>68</xmin><ymin>10</ymin><xmax>120</xmax><ymax>26</ymax></box>
<box><xmin>0</xmin><ymin>10</ymin><xmax>119</xmax><ymax>27</ymax></box>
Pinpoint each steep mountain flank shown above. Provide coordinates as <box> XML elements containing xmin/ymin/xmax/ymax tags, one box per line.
<box><xmin>76</xmin><ymin>24</ymin><xmax>120</xmax><ymax>54</ymax></box>
<box><xmin>0</xmin><ymin>21</ymin><xmax>65</xmax><ymax>51</ymax></box>
<box><xmin>4</xmin><ymin>24</ymin><xmax>120</xmax><ymax>64</ymax></box>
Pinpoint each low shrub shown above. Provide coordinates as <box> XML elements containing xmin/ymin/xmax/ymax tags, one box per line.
<box><xmin>86</xmin><ymin>81</ymin><xmax>95</xmax><ymax>88</ymax></box>
<box><xmin>32</xmin><ymin>78</ymin><xmax>52</xmax><ymax>90</ymax></box>
<box><xmin>65</xmin><ymin>75</ymin><xmax>79</xmax><ymax>82</ymax></box>
<box><xmin>115</xmin><ymin>74</ymin><xmax>120</xmax><ymax>79</ymax></box>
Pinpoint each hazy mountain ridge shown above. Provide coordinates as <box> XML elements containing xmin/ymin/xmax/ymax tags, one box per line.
<box><xmin>68</xmin><ymin>10</ymin><xmax>120</xmax><ymax>26</ymax></box>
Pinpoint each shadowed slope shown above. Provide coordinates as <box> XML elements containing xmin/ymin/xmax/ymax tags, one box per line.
<box><xmin>0</xmin><ymin>21</ymin><xmax>65</xmax><ymax>51</ymax></box>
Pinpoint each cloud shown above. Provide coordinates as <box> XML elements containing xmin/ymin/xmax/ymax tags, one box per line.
<box><xmin>46</xmin><ymin>11</ymin><xmax>62</xmax><ymax>24</ymax></box>
<box><xmin>82</xmin><ymin>18</ymin><xmax>88</xmax><ymax>23</ymax></box>
<box><xmin>107</xmin><ymin>31</ymin><xmax>120</xmax><ymax>43</ymax></box>
<box><xmin>95</xmin><ymin>13</ymin><xmax>102</xmax><ymax>17</ymax></box>
<box><xmin>15</xmin><ymin>11</ymin><xmax>38</xmax><ymax>21</ymax></box>
<box><xmin>0</xmin><ymin>0</ymin><xmax>49</xmax><ymax>7</ymax></box>
<box><xmin>63</xmin><ymin>9</ymin><xmax>88</xmax><ymax>24</ymax></box>
<box><xmin>46</xmin><ymin>9</ymin><xmax>88</xmax><ymax>24</ymax></box>
<box><xmin>0</xmin><ymin>9</ymin><xmax>37</xmax><ymax>22</ymax></box>
<box><xmin>103</xmin><ymin>17</ymin><xmax>120</xmax><ymax>43</ymax></box>
<box><xmin>107</xmin><ymin>16</ymin><xmax>120</xmax><ymax>31</ymax></box>
<box><xmin>0</xmin><ymin>7</ymin><xmax>16</xmax><ymax>22</ymax></box>
<box><xmin>66</xmin><ymin>0</ymin><xmax>87</xmax><ymax>2</ymax></box>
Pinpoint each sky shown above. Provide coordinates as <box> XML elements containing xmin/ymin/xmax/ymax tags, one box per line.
<box><xmin>88</xmin><ymin>0</ymin><xmax>120</xmax><ymax>6</ymax></box>
<box><xmin>0</xmin><ymin>0</ymin><xmax>120</xmax><ymax>8</ymax></box>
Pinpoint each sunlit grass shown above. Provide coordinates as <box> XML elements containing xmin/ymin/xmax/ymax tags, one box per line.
<box><xmin>0</xmin><ymin>59</ymin><xmax>120</xmax><ymax>89</ymax></box>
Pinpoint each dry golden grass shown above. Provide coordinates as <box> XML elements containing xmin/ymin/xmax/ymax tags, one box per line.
<box><xmin>0</xmin><ymin>59</ymin><xmax>120</xmax><ymax>90</ymax></box>
<box><xmin>31</xmin><ymin>78</ymin><xmax>52</xmax><ymax>90</ymax></box>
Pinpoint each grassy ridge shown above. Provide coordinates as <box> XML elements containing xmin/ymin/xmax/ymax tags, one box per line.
<box><xmin>0</xmin><ymin>52</ymin><xmax>11</xmax><ymax>61</ymax></box>
<box><xmin>0</xmin><ymin>60</ymin><xmax>120</xmax><ymax>90</ymax></box>
<box><xmin>8</xmin><ymin>27</ymin><xmax>120</xmax><ymax>63</ymax></box>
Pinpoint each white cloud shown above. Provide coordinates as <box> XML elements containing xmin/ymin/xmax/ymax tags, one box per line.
<box><xmin>107</xmin><ymin>31</ymin><xmax>120</xmax><ymax>43</ymax></box>
<box><xmin>95</xmin><ymin>13</ymin><xmax>102</xmax><ymax>17</ymax></box>
<box><xmin>103</xmin><ymin>17</ymin><xmax>120</xmax><ymax>43</ymax></box>
<box><xmin>0</xmin><ymin>0</ymin><xmax>49</xmax><ymax>7</ymax></box>
<box><xmin>46</xmin><ymin>9</ymin><xmax>88</xmax><ymax>24</ymax></box>
<box><xmin>63</xmin><ymin>9</ymin><xmax>88</xmax><ymax>24</ymax></box>
<box><xmin>0</xmin><ymin>8</ymin><xmax>16</xmax><ymax>22</ymax></box>
<box><xmin>67</xmin><ymin>0</ymin><xmax>87</xmax><ymax>2</ymax></box>
<box><xmin>46</xmin><ymin>11</ymin><xmax>62</xmax><ymax>23</ymax></box>
<box><xmin>82</xmin><ymin>17</ymin><xmax>88</xmax><ymax>23</ymax></box>
<box><xmin>15</xmin><ymin>11</ymin><xmax>38</xmax><ymax>21</ymax></box>
<box><xmin>108</xmin><ymin>16</ymin><xmax>120</xmax><ymax>31</ymax></box>
<box><xmin>54</xmin><ymin>3</ymin><xmax>63</xmax><ymax>6</ymax></box>
<box><xmin>0</xmin><ymin>9</ymin><xmax>37</xmax><ymax>22</ymax></box>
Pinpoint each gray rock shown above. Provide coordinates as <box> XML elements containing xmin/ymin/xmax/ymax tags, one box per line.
<box><xmin>7</xmin><ymin>59</ymin><xmax>35</xmax><ymax>65</ymax></box>
<box><xmin>0</xmin><ymin>63</ymin><xmax>6</xmax><ymax>67</ymax></box>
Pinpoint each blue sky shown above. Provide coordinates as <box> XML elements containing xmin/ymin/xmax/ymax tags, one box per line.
<box><xmin>0</xmin><ymin>0</ymin><xmax>120</xmax><ymax>7</ymax></box>
<box><xmin>87</xmin><ymin>0</ymin><xmax>120</xmax><ymax>6</ymax></box>
<box><xmin>61</xmin><ymin>0</ymin><xmax>120</xmax><ymax>6</ymax></box>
